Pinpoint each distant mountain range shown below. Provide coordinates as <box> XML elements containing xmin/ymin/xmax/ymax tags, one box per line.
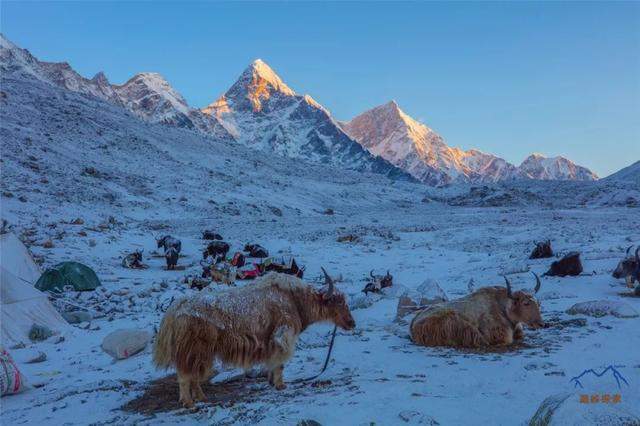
<box><xmin>340</xmin><ymin>101</ymin><xmax>598</xmax><ymax>185</ymax></box>
<box><xmin>0</xmin><ymin>34</ymin><xmax>598</xmax><ymax>185</ymax></box>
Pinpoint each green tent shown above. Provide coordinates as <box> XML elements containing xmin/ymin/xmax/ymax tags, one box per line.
<box><xmin>35</xmin><ymin>262</ymin><xmax>101</xmax><ymax>292</ymax></box>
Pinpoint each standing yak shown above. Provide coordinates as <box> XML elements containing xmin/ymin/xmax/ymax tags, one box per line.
<box><xmin>157</xmin><ymin>235</ymin><xmax>182</xmax><ymax>270</ymax></box>
<box><xmin>153</xmin><ymin>269</ymin><xmax>356</xmax><ymax>408</ymax></box>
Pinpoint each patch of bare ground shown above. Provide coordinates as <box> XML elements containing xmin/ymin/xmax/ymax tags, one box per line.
<box><xmin>121</xmin><ymin>374</ymin><xmax>354</xmax><ymax>415</ymax></box>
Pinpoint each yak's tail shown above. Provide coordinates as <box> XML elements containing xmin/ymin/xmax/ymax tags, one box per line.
<box><xmin>153</xmin><ymin>309</ymin><xmax>219</xmax><ymax>378</ymax></box>
<box><xmin>153</xmin><ymin>312</ymin><xmax>179</xmax><ymax>369</ymax></box>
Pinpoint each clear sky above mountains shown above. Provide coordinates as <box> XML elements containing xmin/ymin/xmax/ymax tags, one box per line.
<box><xmin>2</xmin><ymin>1</ymin><xmax>638</xmax><ymax>177</ymax></box>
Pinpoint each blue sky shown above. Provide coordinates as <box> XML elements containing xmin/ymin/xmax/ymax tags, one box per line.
<box><xmin>2</xmin><ymin>1</ymin><xmax>639</xmax><ymax>177</ymax></box>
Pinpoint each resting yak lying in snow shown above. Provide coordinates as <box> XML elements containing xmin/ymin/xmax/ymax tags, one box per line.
<box><xmin>153</xmin><ymin>269</ymin><xmax>356</xmax><ymax>408</ymax></box>
<box><xmin>410</xmin><ymin>273</ymin><xmax>544</xmax><ymax>348</ymax></box>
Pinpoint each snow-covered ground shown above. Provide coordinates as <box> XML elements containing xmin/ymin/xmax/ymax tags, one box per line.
<box><xmin>1</xmin><ymin>75</ymin><xmax>640</xmax><ymax>425</ymax></box>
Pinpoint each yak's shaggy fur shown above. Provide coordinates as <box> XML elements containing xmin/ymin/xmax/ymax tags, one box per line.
<box><xmin>153</xmin><ymin>271</ymin><xmax>355</xmax><ymax>407</ymax></box>
<box><xmin>410</xmin><ymin>284</ymin><xmax>544</xmax><ymax>348</ymax></box>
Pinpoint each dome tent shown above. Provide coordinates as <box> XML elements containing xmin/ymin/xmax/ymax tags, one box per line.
<box><xmin>35</xmin><ymin>261</ymin><xmax>101</xmax><ymax>293</ymax></box>
<box><xmin>0</xmin><ymin>233</ymin><xmax>68</xmax><ymax>346</ymax></box>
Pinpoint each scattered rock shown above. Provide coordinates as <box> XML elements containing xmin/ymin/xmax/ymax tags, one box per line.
<box><xmin>396</xmin><ymin>294</ymin><xmax>420</xmax><ymax>320</ymax></box>
<box><xmin>349</xmin><ymin>292</ymin><xmax>380</xmax><ymax>310</ymax></box>
<box><xmin>529</xmin><ymin>392</ymin><xmax>640</xmax><ymax>425</ymax></box>
<box><xmin>62</xmin><ymin>311</ymin><xmax>93</xmax><ymax>324</ymax></box>
<box><xmin>398</xmin><ymin>410</ymin><xmax>439</xmax><ymax>424</ymax></box>
<box><xmin>566</xmin><ymin>300</ymin><xmax>639</xmax><ymax>318</ymax></box>
<box><xmin>297</xmin><ymin>420</ymin><xmax>322</xmax><ymax>426</ymax></box>
<box><xmin>337</xmin><ymin>234</ymin><xmax>359</xmax><ymax>243</ymax></box>
<box><xmin>26</xmin><ymin>351</ymin><xmax>47</xmax><ymax>364</ymax></box>
<box><xmin>42</xmin><ymin>239</ymin><xmax>54</xmax><ymax>249</ymax></box>
<box><xmin>323</xmin><ymin>208</ymin><xmax>334</xmax><ymax>215</ymax></box>
<box><xmin>269</xmin><ymin>206</ymin><xmax>283</xmax><ymax>217</ymax></box>
<box><xmin>18</xmin><ymin>195</ymin><xmax>27</xmax><ymax>203</ymax></box>
<box><xmin>70</xmin><ymin>218</ymin><xmax>84</xmax><ymax>225</ymax></box>
<box><xmin>415</xmin><ymin>279</ymin><xmax>448</xmax><ymax>303</ymax></box>
<box><xmin>101</xmin><ymin>329</ymin><xmax>151</xmax><ymax>360</ymax></box>
<box><xmin>545</xmin><ymin>252</ymin><xmax>583</xmax><ymax>277</ymax></box>
<box><xmin>29</xmin><ymin>324</ymin><xmax>53</xmax><ymax>341</ymax></box>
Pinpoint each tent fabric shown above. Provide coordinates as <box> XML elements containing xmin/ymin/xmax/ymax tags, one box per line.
<box><xmin>35</xmin><ymin>261</ymin><xmax>101</xmax><ymax>292</ymax></box>
<box><xmin>0</xmin><ymin>233</ymin><xmax>68</xmax><ymax>347</ymax></box>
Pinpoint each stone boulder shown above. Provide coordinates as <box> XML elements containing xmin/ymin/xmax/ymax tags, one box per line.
<box><xmin>566</xmin><ymin>300</ymin><xmax>639</xmax><ymax>318</ymax></box>
<box><xmin>529</xmin><ymin>392</ymin><xmax>640</xmax><ymax>425</ymax></box>
<box><xmin>101</xmin><ymin>329</ymin><xmax>151</xmax><ymax>360</ymax></box>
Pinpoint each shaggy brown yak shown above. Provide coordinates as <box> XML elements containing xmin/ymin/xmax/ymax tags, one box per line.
<box><xmin>410</xmin><ymin>273</ymin><xmax>544</xmax><ymax>348</ymax></box>
<box><xmin>153</xmin><ymin>269</ymin><xmax>355</xmax><ymax>408</ymax></box>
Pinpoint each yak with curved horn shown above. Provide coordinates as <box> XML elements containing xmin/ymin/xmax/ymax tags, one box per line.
<box><xmin>612</xmin><ymin>245</ymin><xmax>639</xmax><ymax>288</ymax></box>
<box><xmin>363</xmin><ymin>269</ymin><xmax>394</xmax><ymax>295</ymax></box>
<box><xmin>411</xmin><ymin>272</ymin><xmax>544</xmax><ymax>348</ymax></box>
<box><xmin>154</xmin><ymin>268</ymin><xmax>355</xmax><ymax>407</ymax></box>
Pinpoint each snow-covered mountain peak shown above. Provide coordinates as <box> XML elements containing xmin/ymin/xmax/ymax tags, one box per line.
<box><xmin>199</xmin><ymin>62</ymin><xmax>408</xmax><ymax>179</ymax></box>
<box><xmin>519</xmin><ymin>154</ymin><xmax>598</xmax><ymax>181</ymax></box>
<box><xmin>115</xmin><ymin>72</ymin><xmax>190</xmax><ymax>115</ymax></box>
<box><xmin>91</xmin><ymin>71</ymin><xmax>109</xmax><ymax>84</ymax></box>
<box><xmin>215</xmin><ymin>58</ymin><xmax>296</xmax><ymax>113</ymax></box>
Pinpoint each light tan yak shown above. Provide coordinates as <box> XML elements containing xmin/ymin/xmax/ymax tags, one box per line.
<box><xmin>153</xmin><ymin>269</ymin><xmax>355</xmax><ymax>408</ymax></box>
<box><xmin>410</xmin><ymin>273</ymin><xmax>545</xmax><ymax>348</ymax></box>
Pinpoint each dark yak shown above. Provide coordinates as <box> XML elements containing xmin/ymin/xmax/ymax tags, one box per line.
<box><xmin>544</xmin><ymin>252</ymin><xmax>583</xmax><ymax>277</ymax></box>
<box><xmin>530</xmin><ymin>240</ymin><xmax>553</xmax><ymax>259</ymax></box>
<box><xmin>203</xmin><ymin>241</ymin><xmax>230</xmax><ymax>262</ymax></box>
<box><xmin>157</xmin><ymin>235</ymin><xmax>182</xmax><ymax>270</ymax></box>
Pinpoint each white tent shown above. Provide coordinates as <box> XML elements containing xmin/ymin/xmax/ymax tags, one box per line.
<box><xmin>1</xmin><ymin>233</ymin><xmax>68</xmax><ymax>346</ymax></box>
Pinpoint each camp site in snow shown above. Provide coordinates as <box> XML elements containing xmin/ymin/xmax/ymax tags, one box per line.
<box><xmin>1</xmin><ymin>2</ymin><xmax>639</xmax><ymax>425</ymax></box>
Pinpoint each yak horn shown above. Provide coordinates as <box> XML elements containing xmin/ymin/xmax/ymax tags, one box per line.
<box><xmin>532</xmin><ymin>271</ymin><xmax>541</xmax><ymax>293</ymax></box>
<box><xmin>370</xmin><ymin>270</ymin><xmax>375</xmax><ymax>279</ymax></box>
<box><xmin>321</xmin><ymin>267</ymin><xmax>335</xmax><ymax>298</ymax></box>
<box><xmin>503</xmin><ymin>276</ymin><xmax>513</xmax><ymax>298</ymax></box>
<box><xmin>626</xmin><ymin>245</ymin><xmax>634</xmax><ymax>256</ymax></box>
<box><xmin>386</xmin><ymin>270</ymin><xmax>391</xmax><ymax>277</ymax></box>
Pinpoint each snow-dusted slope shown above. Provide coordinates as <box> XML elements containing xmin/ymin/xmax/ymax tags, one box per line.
<box><xmin>603</xmin><ymin>160</ymin><xmax>640</xmax><ymax>185</ymax></box>
<box><xmin>111</xmin><ymin>72</ymin><xmax>232</xmax><ymax>139</ymax></box>
<box><xmin>343</xmin><ymin>101</ymin><xmax>597</xmax><ymax>185</ymax></box>
<box><xmin>202</xmin><ymin>60</ymin><xmax>410</xmax><ymax>179</ymax></box>
<box><xmin>0</xmin><ymin>34</ymin><xmax>233</xmax><ymax>142</ymax></box>
<box><xmin>518</xmin><ymin>153</ymin><xmax>598</xmax><ymax>181</ymax></box>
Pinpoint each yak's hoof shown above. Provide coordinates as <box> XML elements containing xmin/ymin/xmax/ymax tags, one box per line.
<box><xmin>275</xmin><ymin>383</ymin><xmax>287</xmax><ymax>390</ymax></box>
<box><xmin>180</xmin><ymin>398</ymin><xmax>194</xmax><ymax>409</ymax></box>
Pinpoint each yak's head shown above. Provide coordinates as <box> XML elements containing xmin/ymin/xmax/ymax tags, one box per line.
<box><xmin>504</xmin><ymin>272</ymin><xmax>544</xmax><ymax>329</ymax></box>
<box><xmin>612</xmin><ymin>246</ymin><xmax>639</xmax><ymax>280</ymax></box>
<box><xmin>320</xmin><ymin>267</ymin><xmax>356</xmax><ymax>331</ymax></box>
<box><xmin>133</xmin><ymin>249</ymin><xmax>143</xmax><ymax>262</ymax></box>
<box><xmin>156</xmin><ymin>235</ymin><xmax>168</xmax><ymax>249</ymax></box>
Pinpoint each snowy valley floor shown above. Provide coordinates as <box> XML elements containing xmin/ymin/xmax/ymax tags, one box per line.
<box><xmin>1</xmin><ymin>76</ymin><xmax>639</xmax><ymax>425</ymax></box>
<box><xmin>2</xmin><ymin>202</ymin><xmax>639</xmax><ymax>425</ymax></box>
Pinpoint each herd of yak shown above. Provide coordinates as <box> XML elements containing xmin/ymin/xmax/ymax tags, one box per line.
<box><xmin>122</xmin><ymin>235</ymin><xmax>639</xmax><ymax>408</ymax></box>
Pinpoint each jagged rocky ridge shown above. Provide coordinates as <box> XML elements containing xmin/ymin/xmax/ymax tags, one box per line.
<box><xmin>341</xmin><ymin>101</ymin><xmax>598</xmax><ymax>185</ymax></box>
<box><xmin>1</xmin><ymin>34</ymin><xmax>598</xmax><ymax>185</ymax></box>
